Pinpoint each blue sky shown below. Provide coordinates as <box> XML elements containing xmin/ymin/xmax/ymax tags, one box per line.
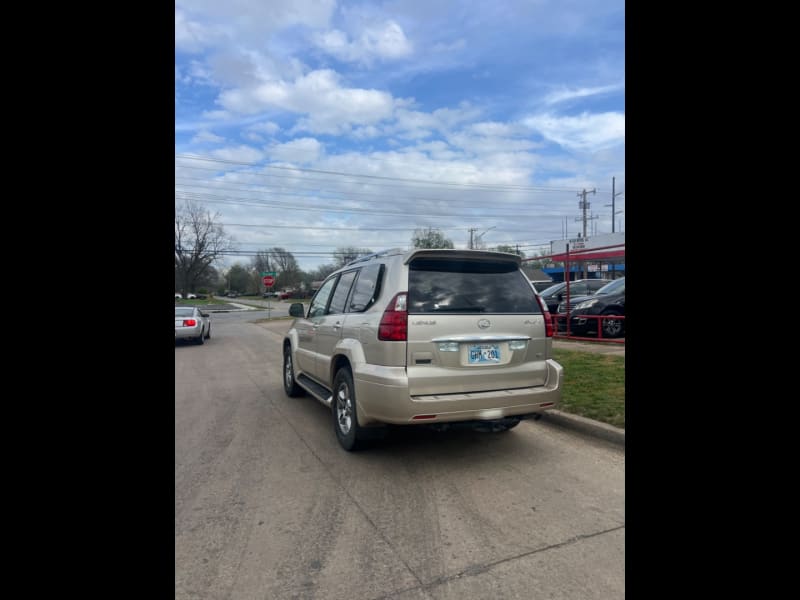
<box><xmin>175</xmin><ymin>0</ymin><xmax>624</xmax><ymax>273</ymax></box>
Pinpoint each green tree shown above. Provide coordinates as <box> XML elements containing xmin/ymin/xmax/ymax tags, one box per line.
<box><xmin>412</xmin><ymin>227</ymin><xmax>454</xmax><ymax>249</ymax></box>
<box><xmin>226</xmin><ymin>264</ymin><xmax>251</xmax><ymax>293</ymax></box>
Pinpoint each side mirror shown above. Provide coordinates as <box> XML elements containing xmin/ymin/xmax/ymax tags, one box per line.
<box><xmin>556</xmin><ymin>293</ymin><xmax>563</xmax><ymax>301</ymax></box>
<box><xmin>200</xmin><ymin>312</ymin><xmax>210</xmax><ymax>318</ymax></box>
<box><xmin>289</xmin><ymin>303</ymin><xmax>305</xmax><ymax>318</ymax></box>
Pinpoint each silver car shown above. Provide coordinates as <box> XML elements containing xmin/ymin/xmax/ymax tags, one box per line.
<box><xmin>175</xmin><ymin>306</ymin><xmax>211</xmax><ymax>344</ymax></box>
<box><xmin>283</xmin><ymin>248</ymin><xmax>563</xmax><ymax>450</ymax></box>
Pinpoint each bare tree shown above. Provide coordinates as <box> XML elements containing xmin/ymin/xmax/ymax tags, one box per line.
<box><xmin>251</xmin><ymin>251</ymin><xmax>276</xmax><ymax>294</ymax></box>
<box><xmin>268</xmin><ymin>247</ymin><xmax>300</xmax><ymax>289</ymax></box>
<box><xmin>175</xmin><ymin>201</ymin><xmax>235</xmax><ymax>296</ymax></box>
<box><xmin>332</xmin><ymin>246</ymin><xmax>373</xmax><ymax>268</ymax></box>
<box><xmin>412</xmin><ymin>227</ymin><xmax>454</xmax><ymax>249</ymax></box>
<box><xmin>495</xmin><ymin>244</ymin><xmax>527</xmax><ymax>259</ymax></box>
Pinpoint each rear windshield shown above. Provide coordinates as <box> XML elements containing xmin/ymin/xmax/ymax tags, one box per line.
<box><xmin>408</xmin><ymin>258</ymin><xmax>540</xmax><ymax>314</ymax></box>
<box><xmin>175</xmin><ymin>308</ymin><xmax>194</xmax><ymax>317</ymax></box>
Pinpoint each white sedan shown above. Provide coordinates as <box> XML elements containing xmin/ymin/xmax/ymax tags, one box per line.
<box><xmin>175</xmin><ymin>306</ymin><xmax>211</xmax><ymax>344</ymax></box>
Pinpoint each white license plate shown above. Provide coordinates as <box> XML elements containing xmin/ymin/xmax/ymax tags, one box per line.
<box><xmin>468</xmin><ymin>344</ymin><xmax>500</xmax><ymax>364</ymax></box>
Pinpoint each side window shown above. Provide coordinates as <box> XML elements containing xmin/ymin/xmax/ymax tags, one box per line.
<box><xmin>308</xmin><ymin>277</ymin><xmax>337</xmax><ymax>318</ymax></box>
<box><xmin>349</xmin><ymin>262</ymin><xmax>383</xmax><ymax>312</ymax></box>
<box><xmin>328</xmin><ymin>270</ymin><xmax>357</xmax><ymax>314</ymax></box>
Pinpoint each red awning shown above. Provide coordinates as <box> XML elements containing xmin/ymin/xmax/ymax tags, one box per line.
<box><xmin>549</xmin><ymin>249</ymin><xmax>625</xmax><ymax>262</ymax></box>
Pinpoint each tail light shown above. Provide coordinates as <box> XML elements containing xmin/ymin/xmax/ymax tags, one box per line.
<box><xmin>534</xmin><ymin>295</ymin><xmax>554</xmax><ymax>338</ymax></box>
<box><xmin>183</xmin><ymin>319</ymin><xmax>197</xmax><ymax>327</ymax></box>
<box><xmin>378</xmin><ymin>293</ymin><xmax>407</xmax><ymax>341</ymax></box>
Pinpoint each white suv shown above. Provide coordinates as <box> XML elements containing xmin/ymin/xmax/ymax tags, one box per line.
<box><xmin>283</xmin><ymin>248</ymin><xmax>563</xmax><ymax>450</ymax></box>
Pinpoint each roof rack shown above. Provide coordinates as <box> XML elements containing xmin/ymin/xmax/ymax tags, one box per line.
<box><xmin>344</xmin><ymin>247</ymin><xmax>405</xmax><ymax>267</ymax></box>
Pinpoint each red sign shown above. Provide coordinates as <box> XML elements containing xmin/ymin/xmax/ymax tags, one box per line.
<box><xmin>263</xmin><ymin>275</ymin><xmax>275</xmax><ymax>287</ymax></box>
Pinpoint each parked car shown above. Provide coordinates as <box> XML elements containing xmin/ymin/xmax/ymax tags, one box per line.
<box><xmin>531</xmin><ymin>281</ymin><xmax>554</xmax><ymax>293</ymax></box>
<box><xmin>175</xmin><ymin>293</ymin><xmax>182</xmax><ymax>300</ymax></box>
<box><xmin>537</xmin><ymin>279</ymin><xmax>608</xmax><ymax>314</ymax></box>
<box><xmin>175</xmin><ymin>306</ymin><xmax>211</xmax><ymax>344</ymax></box>
<box><xmin>283</xmin><ymin>248</ymin><xmax>563</xmax><ymax>451</ymax></box>
<box><xmin>226</xmin><ymin>291</ymin><xmax>239</xmax><ymax>298</ymax></box>
<box><xmin>278</xmin><ymin>291</ymin><xmax>292</xmax><ymax>300</ymax></box>
<box><xmin>555</xmin><ymin>277</ymin><xmax>625</xmax><ymax>338</ymax></box>
<box><xmin>186</xmin><ymin>293</ymin><xmax>197</xmax><ymax>299</ymax></box>
<box><xmin>263</xmin><ymin>291</ymin><xmax>279</xmax><ymax>298</ymax></box>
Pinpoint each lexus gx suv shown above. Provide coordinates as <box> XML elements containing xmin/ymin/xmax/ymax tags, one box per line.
<box><xmin>283</xmin><ymin>248</ymin><xmax>563</xmax><ymax>450</ymax></box>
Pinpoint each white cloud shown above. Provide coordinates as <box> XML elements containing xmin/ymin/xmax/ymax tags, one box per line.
<box><xmin>211</xmin><ymin>145</ymin><xmax>265</xmax><ymax>163</ymax></box>
<box><xmin>176</xmin><ymin>1</ymin><xmax>336</xmax><ymax>44</ymax></box>
<box><xmin>242</xmin><ymin>132</ymin><xmax>264</xmax><ymax>143</ymax></box>
<box><xmin>267</xmin><ymin>138</ymin><xmax>323</xmax><ymax>163</ymax></box>
<box><xmin>313</xmin><ymin>20</ymin><xmax>412</xmax><ymax>64</ymax></box>
<box><xmin>175</xmin><ymin>9</ymin><xmax>222</xmax><ymax>53</ymax></box>
<box><xmin>469</xmin><ymin>121</ymin><xmax>517</xmax><ymax>137</ymax></box>
<box><xmin>523</xmin><ymin>112</ymin><xmax>625</xmax><ymax>151</ymax></box>
<box><xmin>201</xmin><ymin>110</ymin><xmax>231</xmax><ymax>120</ymax></box>
<box><xmin>542</xmin><ymin>84</ymin><xmax>624</xmax><ymax>106</ymax></box>
<box><xmin>219</xmin><ymin>69</ymin><xmax>396</xmax><ymax>133</ymax></box>
<box><xmin>190</xmin><ymin>130</ymin><xmax>225</xmax><ymax>144</ymax></box>
<box><xmin>246</xmin><ymin>121</ymin><xmax>280</xmax><ymax>135</ymax></box>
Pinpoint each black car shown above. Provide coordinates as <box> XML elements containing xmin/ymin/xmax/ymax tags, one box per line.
<box><xmin>555</xmin><ymin>277</ymin><xmax>625</xmax><ymax>338</ymax></box>
<box><xmin>538</xmin><ymin>278</ymin><xmax>608</xmax><ymax>314</ymax></box>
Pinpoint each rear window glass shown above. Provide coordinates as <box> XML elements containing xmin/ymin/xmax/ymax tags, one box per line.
<box><xmin>175</xmin><ymin>308</ymin><xmax>194</xmax><ymax>317</ymax></box>
<box><xmin>408</xmin><ymin>258</ymin><xmax>540</xmax><ymax>314</ymax></box>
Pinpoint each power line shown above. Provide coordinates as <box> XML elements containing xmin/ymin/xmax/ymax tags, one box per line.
<box><xmin>175</xmin><ymin>153</ymin><xmax>583</xmax><ymax>193</ymax></box>
<box><xmin>175</xmin><ymin>190</ymin><xmax>571</xmax><ymax>220</ymax></box>
<box><xmin>174</xmin><ymin>175</ymin><xmax>568</xmax><ymax>209</ymax></box>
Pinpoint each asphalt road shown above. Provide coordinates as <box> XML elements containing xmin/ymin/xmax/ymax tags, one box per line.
<box><xmin>175</xmin><ymin>312</ymin><xmax>625</xmax><ymax>599</ymax></box>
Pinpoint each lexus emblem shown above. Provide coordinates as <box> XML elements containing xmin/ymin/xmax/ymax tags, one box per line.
<box><xmin>477</xmin><ymin>319</ymin><xmax>491</xmax><ymax>329</ymax></box>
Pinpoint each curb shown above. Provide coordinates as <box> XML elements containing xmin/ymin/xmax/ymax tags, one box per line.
<box><xmin>540</xmin><ymin>410</ymin><xmax>625</xmax><ymax>447</ymax></box>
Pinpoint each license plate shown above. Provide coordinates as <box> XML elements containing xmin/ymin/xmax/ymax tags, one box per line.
<box><xmin>468</xmin><ymin>344</ymin><xmax>500</xmax><ymax>364</ymax></box>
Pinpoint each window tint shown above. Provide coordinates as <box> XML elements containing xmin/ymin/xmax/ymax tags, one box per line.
<box><xmin>175</xmin><ymin>308</ymin><xmax>194</xmax><ymax>317</ymax></box>
<box><xmin>349</xmin><ymin>262</ymin><xmax>383</xmax><ymax>312</ymax></box>
<box><xmin>328</xmin><ymin>270</ymin><xmax>357</xmax><ymax>314</ymax></box>
<box><xmin>408</xmin><ymin>258</ymin><xmax>540</xmax><ymax>314</ymax></box>
<box><xmin>309</xmin><ymin>277</ymin><xmax>337</xmax><ymax>318</ymax></box>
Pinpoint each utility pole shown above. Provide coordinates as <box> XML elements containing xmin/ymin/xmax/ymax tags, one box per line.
<box><xmin>577</xmin><ymin>188</ymin><xmax>596</xmax><ymax>239</ymax></box>
<box><xmin>606</xmin><ymin>176</ymin><xmax>624</xmax><ymax>233</ymax></box>
<box><xmin>468</xmin><ymin>226</ymin><xmax>494</xmax><ymax>249</ymax></box>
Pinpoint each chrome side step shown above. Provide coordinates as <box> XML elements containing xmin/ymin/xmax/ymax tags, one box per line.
<box><xmin>296</xmin><ymin>374</ymin><xmax>333</xmax><ymax>407</ymax></box>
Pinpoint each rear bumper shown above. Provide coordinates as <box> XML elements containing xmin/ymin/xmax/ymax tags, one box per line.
<box><xmin>353</xmin><ymin>359</ymin><xmax>563</xmax><ymax>426</ymax></box>
<box><xmin>175</xmin><ymin>326</ymin><xmax>202</xmax><ymax>340</ymax></box>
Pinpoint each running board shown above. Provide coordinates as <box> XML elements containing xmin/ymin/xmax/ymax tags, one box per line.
<box><xmin>297</xmin><ymin>374</ymin><xmax>333</xmax><ymax>407</ymax></box>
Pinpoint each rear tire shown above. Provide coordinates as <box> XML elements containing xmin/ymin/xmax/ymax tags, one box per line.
<box><xmin>205</xmin><ymin>325</ymin><xmax>211</xmax><ymax>339</ymax></box>
<box><xmin>283</xmin><ymin>345</ymin><xmax>303</xmax><ymax>397</ymax></box>
<box><xmin>332</xmin><ymin>368</ymin><xmax>368</xmax><ymax>451</ymax></box>
<box><xmin>196</xmin><ymin>328</ymin><xmax>205</xmax><ymax>344</ymax></box>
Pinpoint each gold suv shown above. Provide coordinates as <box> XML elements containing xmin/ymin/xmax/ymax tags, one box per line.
<box><xmin>283</xmin><ymin>248</ymin><xmax>563</xmax><ymax>450</ymax></box>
